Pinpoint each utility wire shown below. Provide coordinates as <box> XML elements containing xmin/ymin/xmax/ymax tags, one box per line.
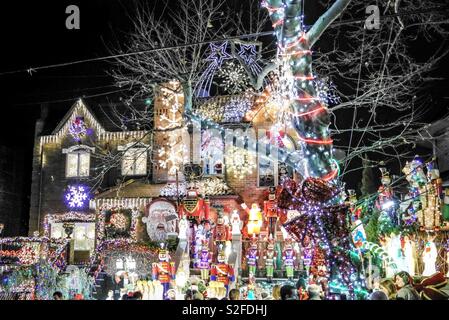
<box><xmin>0</xmin><ymin>5</ymin><xmax>447</xmax><ymax>77</ymax></box>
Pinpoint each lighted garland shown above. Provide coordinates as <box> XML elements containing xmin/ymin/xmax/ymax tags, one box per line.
<box><xmin>225</xmin><ymin>146</ymin><xmax>256</xmax><ymax>179</ymax></box>
<box><xmin>97</xmin><ymin>207</ymin><xmax>140</xmax><ymax>242</ymax></box>
<box><xmin>160</xmin><ymin>177</ymin><xmax>232</xmax><ymax>197</ymax></box>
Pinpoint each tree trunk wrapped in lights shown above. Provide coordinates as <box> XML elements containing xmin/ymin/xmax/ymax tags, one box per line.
<box><xmin>262</xmin><ymin>0</ymin><xmax>351</xmax><ymax>180</ymax></box>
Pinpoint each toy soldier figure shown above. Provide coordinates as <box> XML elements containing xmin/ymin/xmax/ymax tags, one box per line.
<box><xmin>213</xmin><ymin>211</ymin><xmax>230</xmax><ymax>246</ymax></box>
<box><xmin>264</xmin><ymin>187</ymin><xmax>278</xmax><ymax>237</ymax></box>
<box><xmin>152</xmin><ymin>243</ymin><xmax>176</xmax><ymax>300</ymax></box>
<box><xmin>246</xmin><ymin>236</ymin><xmax>259</xmax><ymax>276</ymax></box>
<box><xmin>210</xmin><ymin>245</ymin><xmax>235</xmax><ymax>295</ymax></box>
<box><xmin>263</xmin><ymin>235</ymin><xmax>276</xmax><ymax>282</ymax></box>
<box><xmin>282</xmin><ymin>237</ymin><xmax>296</xmax><ymax>281</ymax></box>
<box><xmin>195</xmin><ymin>240</ymin><xmax>212</xmax><ymax>281</ymax></box>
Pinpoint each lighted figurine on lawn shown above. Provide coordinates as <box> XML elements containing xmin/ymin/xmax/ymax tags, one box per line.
<box><xmin>263</xmin><ymin>235</ymin><xmax>276</xmax><ymax>282</ymax></box>
<box><xmin>210</xmin><ymin>245</ymin><xmax>235</xmax><ymax>295</ymax></box>
<box><xmin>264</xmin><ymin>187</ymin><xmax>278</xmax><ymax>237</ymax></box>
<box><xmin>282</xmin><ymin>237</ymin><xmax>296</xmax><ymax>280</ymax></box>
<box><xmin>422</xmin><ymin>234</ymin><xmax>438</xmax><ymax>276</ymax></box>
<box><xmin>246</xmin><ymin>236</ymin><xmax>259</xmax><ymax>276</ymax></box>
<box><xmin>443</xmin><ymin>188</ymin><xmax>449</xmax><ymax>223</ymax></box>
<box><xmin>230</xmin><ymin>209</ymin><xmax>242</xmax><ymax>235</ymax></box>
<box><xmin>178</xmin><ymin>215</ymin><xmax>189</xmax><ymax>241</ymax></box>
<box><xmin>213</xmin><ymin>211</ymin><xmax>230</xmax><ymax>246</ymax></box>
<box><xmin>178</xmin><ymin>188</ymin><xmax>210</xmax><ymax>223</ymax></box>
<box><xmin>152</xmin><ymin>244</ymin><xmax>176</xmax><ymax>300</ymax></box>
<box><xmin>195</xmin><ymin>240</ymin><xmax>212</xmax><ymax>281</ymax></box>
<box><xmin>241</xmin><ymin>203</ymin><xmax>263</xmax><ymax>237</ymax></box>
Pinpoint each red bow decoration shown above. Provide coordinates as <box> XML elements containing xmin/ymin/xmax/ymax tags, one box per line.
<box><xmin>414</xmin><ymin>272</ymin><xmax>448</xmax><ymax>300</ymax></box>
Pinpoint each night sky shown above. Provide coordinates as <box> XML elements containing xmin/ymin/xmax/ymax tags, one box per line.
<box><xmin>0</xmin><ymin>1</ymin><xmax>448</xmax><ymax>234</ymax></box>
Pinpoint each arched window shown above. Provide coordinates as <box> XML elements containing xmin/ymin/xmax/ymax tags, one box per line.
<box><xmin>63</xmin><ymin>145</ymin><xmax>94</xmax><ymax>178</ymax></box>
<box><xmin>201</xmin><ymin>129</ymin><xmax>224</xmax><ymax>175</ymax></box>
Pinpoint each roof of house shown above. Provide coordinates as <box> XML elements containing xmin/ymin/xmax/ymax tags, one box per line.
<box><xmin>40</xmin><ymin>97</ymin><xmax>151</xmax><ymax>136</ymax></box>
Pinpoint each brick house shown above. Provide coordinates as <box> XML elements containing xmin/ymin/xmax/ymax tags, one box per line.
<box><xmin>28</xmin><ymin>87</ymin><xmax>300</xmax><ymax>262</ymax></box>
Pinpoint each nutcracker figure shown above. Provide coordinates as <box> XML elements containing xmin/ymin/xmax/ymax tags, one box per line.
<box><xmin>152</xmin><ymin>244</ymin><xmax>176</xmax><ymax>300</ymax></box>
<box><xmin>264</xmin><ymin>187</ymin><xmax>278</xmax><ymax>237</ymax></box>
<box><xmin>195</xmin><ymin>239</ymin><xmax>212</xmax><ymax>281</ymax></box>
<box><xmin>210</xmin><ymin>245</ymin><xmax>235</xmax><ymax>295</ymax></box>
<box><xmin>246</xmin><ymin>236</ymin><xmax>259</xmax><ymax>276</ymax></box>
<box><xmin>282</xmin><ymin>238</ymin><xmax>296</xmax><ymax>280</ymax></box>
<box><xmin>178</xmin><ymin>188</ymin><xmax>210</xmax><ymax>223</ymax></box>
<box><xmin>241</xmin><ymin>203</ymin><xmax>263</xmax><ymax>237</ymax></box>
<box><xmin>263</xmin><ymin>235</ymin><xmax>276</xmax><ymax>281</ymax></box>
<box><xmin>213</xmin><ymin>211</ymin><xmax>230</xmax><ymax>245</ymax></box>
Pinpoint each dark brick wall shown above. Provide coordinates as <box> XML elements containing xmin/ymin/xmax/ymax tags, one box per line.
<box><xmin>29</xmin><ymin>130</ymin><xmax>152</xmax><ymax>235</ymax></box>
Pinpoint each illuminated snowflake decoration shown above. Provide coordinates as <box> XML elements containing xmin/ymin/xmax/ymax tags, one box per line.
<box><xmin>158</xmin><ymin>140</ymin><xmax>189</xmax><ymax>176</ymax></box>
<box><xmin>217</xmin><ymin>61</ymin><xmax>250</xmax><ymax>94</ymax></box>
<box><xmin>64</xmin><ymin>185</ymin><xmax>90</xmax><ymax>209</ymax></box>
<box><xmin>158</xmin><ymin>82</ymin><xmax>183</xmax><ymax>130</ymax></box>
<box><xmin>69</xmin><ymin>116</ymin><xmax>88</xmax><ymax>142</ymax></box>
<box><xmin>225</xmin><ymin>146</ymin><xmax>256</xmax><ymax>179</ymax></box>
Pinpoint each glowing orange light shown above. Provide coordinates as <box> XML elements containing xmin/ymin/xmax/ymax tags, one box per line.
<box><xmin>297</xmin><ymin>106</ymin><xmax>326</xmax><ymax>117</ymax></box>
<box><xmin>322</xmin><ymin>169</ymin><xmax>338</xmax><ymax>181</ymax></box>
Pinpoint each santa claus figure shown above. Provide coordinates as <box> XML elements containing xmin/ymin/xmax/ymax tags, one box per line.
<box><xmin>263</xmin><ymin>235</ymin><xmax>276</xmax><ymax>281</ymax></box>
<box><xmin>195</xmin><ymin>240</ymin><xmax>212</xmax><ymax>281</ymax></box>
<box><xmin>282</xmin><ymin>238</ymin><xmax>296</xmax><ymax>280</ymax></box>
<box><xmin>246</xmin><ymin>236</ymin><xmax>259</xmax><ymax>276</ymax></box>
<box><xmin>264</xmin><ymin>187</ymin><xmax>278</xmax><ymax>237</ymax></box>
<box><xmin>152</xmin><ymin>244</ymin><xmax>176</xmax><ymax>300</ymax></box>
<box><xmin>242</xmin><ymin>203</ymin><xmax>263</xmax><ymax>237</ymax></box>
<box><xmin>210</xmin><ymin>245</ymin><xmax>235</xmax><ymax>295</ymax></box>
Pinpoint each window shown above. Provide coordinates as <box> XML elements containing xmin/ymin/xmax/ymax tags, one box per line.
<box><xmin>257</xmin><ymin>131</ymin><xmax>296</xmax><ymax>187</ymax></box>
<box><xmin>66</xmin><ymin>150</ymin><xmax>90</xmax><ymax>177</ymax></box>
<box><xmin>50</xmin><ymin>222</ymin><xmax>95</xmax><ymax>252</ymax></box>
<box><xmin>122</xmin><ymin>148</ymin><xmax>147</xmax><ymax>176</ymax></box>
<box><xmin>201</xmin><ymin>129</ymin><xmax>224</xmax><ymax>175</ymax></box>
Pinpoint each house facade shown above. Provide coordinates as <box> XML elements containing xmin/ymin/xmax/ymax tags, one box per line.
<box><xmin>28</xmin><ymin>86</ymin><xmax>301</xmax><ymax>263</ymax></box>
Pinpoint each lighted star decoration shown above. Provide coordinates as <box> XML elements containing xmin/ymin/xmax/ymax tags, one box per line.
<box><xmin>64</xmin><ymin>185</ymin><xmax>90</xmax><ymax>209</ymax></box>
<box><xmin>195</xmin><ymin>42</ymin><xmax>264</xmax><ymax>97</ymax></box>
<box><xmin>217</xmin><ymin>61</ymin><xmax>250</xmax><ymax>94</ymax></box>
<box><xmin>69</xmin><ymin>116</ymin><xmax>88</xmax><ymax>142</ymax></box>
<box><xmin>225</xmin><ymin>146</ymin><xmax>256</xmax><ymax>179</ymax></box>
<box><xmin>237</xmin><ymin>43</ymin><xmax>262</xmax><ymax>75</ymax></box>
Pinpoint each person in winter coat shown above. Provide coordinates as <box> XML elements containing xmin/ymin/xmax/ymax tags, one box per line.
<box><xmin>394</xmin><ymin>271</ymin><xmax>420</xmax><ymax>300</ymax></box>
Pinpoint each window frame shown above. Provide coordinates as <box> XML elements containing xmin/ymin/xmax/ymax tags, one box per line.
<box><xmin>63</xmin><ymin>145</ymin><xmax>94</xmax><ymax>178</ymax></box>
<box><xmin>118</xmin><ymin>143</ymin><xmax>149</xmax><ymax>177</ymax></box>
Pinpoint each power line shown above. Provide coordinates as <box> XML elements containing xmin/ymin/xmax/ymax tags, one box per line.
<box><xmin>0</xmin><ymin>5</ymin><xmax>447</xmax><ymax>77</ymax></box>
